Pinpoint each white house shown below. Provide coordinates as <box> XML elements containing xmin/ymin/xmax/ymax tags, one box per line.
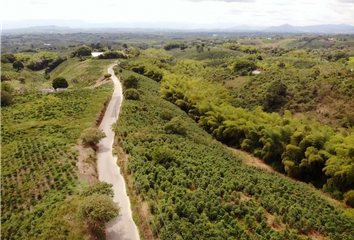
<box><xmin>91</xmin><ymin>52</ymin><xmax>104</xmax><ymax>57</ymax></box>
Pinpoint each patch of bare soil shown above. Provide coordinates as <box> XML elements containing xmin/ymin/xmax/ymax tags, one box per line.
<box><xmin>73</xmin><ymin>144</ymin><xmax>98</xmax><ymax>185</ymax></box>
<box><xmin>265</xmin><ymin>212</ymin><xmax>285</xmax><ymax>231</ymax></box>
<box><xmin>240</xmin><ymin>192</ymin><xmax>252</xmax><ymax>202</ymax></box>
<box><xmin>228</xmin><ymin>147</ymin><xmax>273</xmax><ymax>172</ymax></box>
<box><xmin>89</xmin><ymin>77</ymin><xmax>112</xmax><ymax>89</ymax></box>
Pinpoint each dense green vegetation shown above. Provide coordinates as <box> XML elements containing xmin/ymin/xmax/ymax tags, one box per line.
<box><xmin>114</xmin><ymin>68</ymin><xmax>354</xmax><ymax>240</ymax></box>
<box><xmin>1</xmin><ymin>83</ymin><xmax>113</xmax><ymax>239</ymax></box>
<box><xmin>2</xmin><ymin>31</ymin><xmax>354</xmax><ymax>239</ymax></box>
<box><xmin>117</xmin><ymin>37</ymin><xmax>354</xmax><ymax>203</ymax></box>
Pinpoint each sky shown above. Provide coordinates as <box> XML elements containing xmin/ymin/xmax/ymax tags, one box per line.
<box><xmin>2</xmin><ymin>0</ymin><xmax>354</xmax><ymax>28</ymax></box>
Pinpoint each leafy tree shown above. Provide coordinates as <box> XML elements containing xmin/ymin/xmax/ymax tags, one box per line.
<box><xmin>81</xmin><ymin>127</ymin><xmax>106</xmax><ymax>145</ymax></box>
<box><xmin>1</xmin><ymin>53</ymin><xmax>16</xmax><ymax>63</ymax></box>
<box><xmin>12</xmin><ymin>61</ymin><xmax>24</xmax><ymax>71</ymax></box>
<box><xmin>1</xmin><ymin>91</ymin><xmax>13</xmax><ymax>106</ymax></box>
<box><xmin>79</xmin><ymin>194</ymin><xmax>120</xmax><ymax>223</ymax></box>
<box><xmin>123</xmin><ymin>75</ymin><xmax>138</xmax><ymax>89</ymax></box>
<box><xmin>98</xmin><ymin>51</ymin><xmax>126</xmax><ymax>59</ymax></box>
<box><xmin>75</xmin><ymin>46</ymin><xmax>92</xmax><ymax>57</ymax></box>
<box><xmin>122</xmin><ymin>43</ymin><xmax>128</xmax><ymax>48</ymax></box>
<box><xmin>52</xmin><ymin>77</ymin><xmax>68</xmax><ymax>89</ymax></box>
<box><xmin>232</xmin><ymin>59</ymin><xmax>257</xmax><ymax>74</ymax></box>
<box><xmin>125</xmin><ymin>89</ymin><xmax>140</xmax><ymax>100</ymax></box>
<box><xmin>81</xmin><ymin>182</ymin><xmax>114</xmax><ymax>198</ymax></box>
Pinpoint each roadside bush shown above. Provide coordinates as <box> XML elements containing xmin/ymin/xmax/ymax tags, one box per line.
<box><xmin>1</xmin><ymin>91</ymin><xmax>13</xmax><ymax>106</ymax></box>
<box><xmin>52</xmin><ymin>77</ymin><xmax>68</xmax><ymax>89</ymax></box>
<box><xmin>78</xmin><ymin>194</ymin><xmax>120</xmax><ymax>223</ymax></box>
<box><xmin>164</xmin><ymin>117</ymin><xmax>187</xmax><ymax>135</ymax></box>
<box><xmin>125</xmin><ymin>89</ymin><xmax>140</xmax><ymax>100</ymax></box>
<box><xmin>80</xmin><ymin>127</ymin><xmax>106</xmax><ymax>145</ymax></box>
<box><xmin>104</xmin><ymin>74</ymin><xmax>112</xmax><ymax>78</ymax></box>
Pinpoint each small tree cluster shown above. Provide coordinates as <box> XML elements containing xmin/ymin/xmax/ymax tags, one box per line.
<box><xmin>80</xmin><ymin>127</ymin><xmax>106</xmax><ymax>145</ymax></box>
<box><xmin>79</xmin><ymin>182</ymin><xmax>119</xmax><ymax>224</ymax></box>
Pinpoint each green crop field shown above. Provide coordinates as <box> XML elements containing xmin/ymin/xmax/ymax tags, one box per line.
<box><xmin>113</xmin><ymin>67</ymin><xmax>354</xmax><ymax>240</ymax></box>
<box><xmin>1</xmin><ymin>83</ymin><xmax>113</xmax><ymax>239</ymax></box>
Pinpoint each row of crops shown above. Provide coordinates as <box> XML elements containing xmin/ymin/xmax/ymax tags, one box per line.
<box><xmin>1</xmin><ymin>83</ymin><xmax>113</xmax><ymax>239</ymax></box>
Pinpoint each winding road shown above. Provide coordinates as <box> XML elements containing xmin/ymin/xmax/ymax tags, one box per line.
<box><xmin>97</xmin><ymin>65</ymin><xmax>140</xmax><ymax>240</ymax></box>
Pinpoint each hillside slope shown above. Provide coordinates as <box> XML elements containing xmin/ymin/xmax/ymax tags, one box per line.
<box><xmin>113</xmin><ymin>67</ymin><xmax>354</xmax><ymax>240</ymax></box>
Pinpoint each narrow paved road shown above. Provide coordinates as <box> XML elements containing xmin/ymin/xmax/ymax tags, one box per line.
<box><xmin>97</xmin><ymin>65</ymin><xmax>140</xmax><ymax>240</ymax></box>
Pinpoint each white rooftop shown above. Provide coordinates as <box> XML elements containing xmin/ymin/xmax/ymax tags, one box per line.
<box><xmin>91</xmin><ymin>52</ymin><xmax>104</xmax><ymax>57</ymax></box>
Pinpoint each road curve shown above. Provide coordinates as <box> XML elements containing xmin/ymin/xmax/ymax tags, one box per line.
<box><xmin>97</xmin><ymin>65</ymin><xmax>140</xmax><ymax>240</ymax></box>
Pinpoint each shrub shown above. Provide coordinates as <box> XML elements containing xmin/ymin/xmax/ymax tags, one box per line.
<box><xmin>104</xmin><ymin>74</ymin><xmax>112</xmax><ymax>78</ymax></box>
<box><xmin>123</xmin><ymin>75</ymin><xmax>138</xmax><ymax>89</ymax></box>
<box><xmin>81</xmin><ymin>182</ymin><xmax>114</xmax><ymax>198</ymax></box>
<box><xmin>1</xmin><ymin>91</ymin><xmax>13</xmax><ymax>106</ymax></box>
<box><xmin>160</xmin><ymin>109</ymin><xmax>174</xmax><ymax>120</ymax></box>
<box><xmin>164</xmin><ymin>117</ymin><xmax>187</xmax><ymax>135</ymax></box>
<box><xmin>13</xmin><ymin>61</ymin><xmax>24</xmax><ymax>71</ymax></box>
<box><xmin>1</xmin><ymin>82</ymin><xmax>14</xmax><ymax>94</ymax></box>
<box><xmin>19</xmin><ymin>77</ymin><xmax>26</xmax><ymax>84</ymax></box>
<box><xmin>1</xmin><ymin>73</ymin><xmax>11</xmax><ymax>81</ymax></box>
<box><xmin>80</xmin><ymin>127</ymin><xmax>106</xmax><ymax>145</ymax></box>
<box><xmin>52</xmin><ymin>77</ymin><xmax>68</xmax><ymax>89</ymax></box>
<box><xmin>125</xmin><ymin>89</ymin><xmax>140</xmax><ymax>100</ymax></box>
<box><xmin>344</xmin><ymin>190</ymin><xmax>354</xmax><ymax>207</ymax></box>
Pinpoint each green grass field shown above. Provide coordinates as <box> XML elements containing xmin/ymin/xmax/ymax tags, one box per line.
<box><xmin>50</xmin><ymin>58</ymin><xmax>117</xmax><ymax>88</ymax></box>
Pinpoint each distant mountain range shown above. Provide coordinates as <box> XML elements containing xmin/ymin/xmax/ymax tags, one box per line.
<box><xmin>264</xmin><ymin>24</ymin><xmax>354</xmax><ymax>33</ymax></box>
<box><xmin>2</xmin><ymin>20</ymin><xmax>354</xmax><ymax>34</ymax></box>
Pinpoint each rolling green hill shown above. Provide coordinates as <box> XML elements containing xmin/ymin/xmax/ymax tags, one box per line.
<box><xmin>113</xmin><ymin>67</ymin><xmax>354</xmax><ymax>240</ymax></box>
